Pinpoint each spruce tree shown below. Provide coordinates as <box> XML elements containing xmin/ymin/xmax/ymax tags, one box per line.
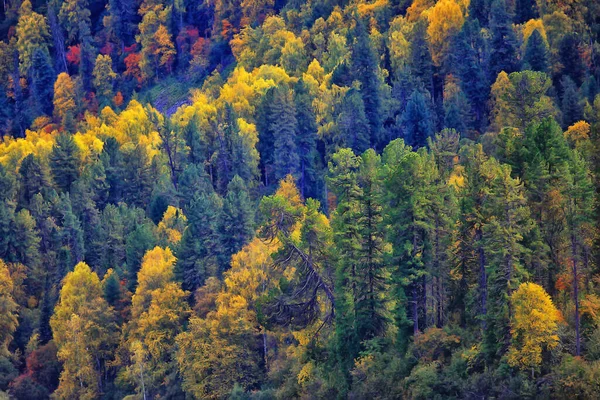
<box><xmin>334</xmin><ymin>88</ymin><xmax>371</xmax><ymax>155</ymax></box>
<box><xmin>561</xmin><ymin>76</ymin><xmax>583</xmax><ymax>129</ymax></box>
<box><xmin>409</xmin><ymin>19</ymin><xmax>434</xmax><ymax>96</ymax></box>
<box><xmin>294</xmin><ymin>79</ymin><xmax>321</xmax><ymax>200</ymax></box>
<box><xmin>271</xmin><ymin>87</ymin><xmax>300</xmax><ymax>182</ymax></box>
<box><xmin>351</xmin><ymin>18</ymin><xmax>383</xmax><ymax>148</ymax></box>
<box><xmin>29</xmin><ymin>48</ymin><xmax>55</xmax><ymax>116</ymax></box>
<box><xmin>401</xmin><ymin>89</ymin><xmax>434</xmax><ymax>148</ymax></box>
<box><xmin>176</xmin><ymin>192</ymin><xmax>223</xmax><ymax>292</ymax></box>
<box><xmin>523</xmin><ymin>29</ymin><xmax>549</xmax><ymax>72</ymax></box>
<box><xmin>49</xmin><ymin>133</ymin><xmax>80</xmax><ymax>193</ymax></box>
<box><xmin>488</xmin><ymin>0</ymin><xmax>519</xmax><ymax>80</ymax></box>
<box><xmin>218</xmin><ymin>175</ymin><xmax>255</xmax><ymax>273</ymax></box>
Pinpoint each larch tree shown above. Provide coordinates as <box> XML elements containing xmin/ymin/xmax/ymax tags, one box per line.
<box><xmin>16</xmin><ymin>0</ymin><xmax>51</xmax><ymax>74</ymax></box>
<box><xmin>50</xmin><ymin>262</ymin><xmax>117</xmax><ymax>399</ymax></box>
<box><xmin>92</xmin><ymin>54</ymin><xmax>117</xmax><ymax>107</ymax></box>
<box><xmin>53</xmin><ymin>72</ymin><xmax>77</xmax><ymax>129</ymax></box>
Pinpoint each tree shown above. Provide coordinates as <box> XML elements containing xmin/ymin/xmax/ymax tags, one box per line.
<box><xmin>0</xmin><ymin>261</ymin><xmax>18</xmax><ymax>357</ymax></box>
<box><xmin>59</xmin><ymin>0</ymin><xmax>91</xmax><ymax>44</ymax></box>
<box><xmin>218</xmin><ymin>176</ymin><xmax>254</xmax><ymax>272</ymax></box>
<box><xmin>333</xmin><ymin>88</ymin><xmax>371</xmax><ymax>155</ymax></box>
<box><xmin>507</xmin><ymin>282</ymin><xmax>559</xmax><ymax>374</ymax></box>
<box><xmin>294</xmin><ymin>79</ymin><xmax>321</xmax><ymax>200</ymax></box>
<box><xmin>561</xmin><ymin>76</ymin><xmax>583</xmax><ymax>129</ymax></box>
<box><xmin>426</xmin><ymin>0</ymin><xmax>465</xmax><ymax>66</ymax></box>
<box><xmin>16</xmin><ymin>0</ymin><xmax>50</xmax><ymax>74</ymax></box>
<box><xmin>49</xmin><ymin>133</ymin><xmax>80</xmax><ymax>193</ymax></box>
<box><xmin>92</xmin><ymin>54</ymin><xmax>117</xmax><ymax>107</ymax></box>
<box><xmin>53</xmin><ymin>72</ymin><xmax>77</xmax><ymax>128</ymax></box>
<box><xmin>523</xmin><ymin>29</ymin><xmax>549</xmax><ymax>72</ymax></box>
<box><xmin>401</xmin><ymin>89</ymin><xmax>434</xmax><ymax>148</ymax></box>
<box><xmin>351</xmin><ymin>18</ymin><xmax>382</xmax><ymax>148</ymax></box>
<box><xmin>124</xmin><ymin>246</ymin><xmax>190</xmax><ymax>399</ymax></box>
<box><xmin>271</xmin><ymin>87</ymin><xmax>300</xmax><ymax>183</ymax></box>
<box><xmin>29</xmin><ymin>49</ymin><xmax>55</xmax><ymax>116</ymax></box>
<box><xmin>50</xmin><ymin>262</ymin><xmax>117</xmax><ymax>399</ymax></box>
<box><xmin>176</xmin><ymin>192</ymin><xmax>223</xmax><ymax>291</ymax></box>
<box><xmin>488</xmin><ymin>0</ymin><xmax>519</xmax><ymax>80</ymax></box>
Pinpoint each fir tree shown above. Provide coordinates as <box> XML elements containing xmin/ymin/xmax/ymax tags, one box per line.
<box><xmin>294</xmin><ymin>79</ymin><xmax>321</xmax><ymax>200</ymax></box>
<box><xmin>523</xmin><ymin>29</ymin><xmax>549</xmax><ymax>73</ymax></box>
<box><xmin>401</xmin><ymin>89</ymin><xmax>434</xmax><ymax>149</ymax></box>
<box><xmin>561</xmin><ymin>76</ymin><xmax>583</xmax><ymax>129</ymax></box>
<box><xmin>351</xmin><ymin>18</ymin><xmax>383</xmax><ymax>148</ymax></box>
<box><xmin>49</xmin><ymin>133</ymin><xmax>80</xmax><ymax>193</ymax></box>
<box><xmin>271</xmin><ymin>87</ymin><xmax>300</xmax><ymax>183</ymax></box>
<box><xmin>29</xmin><ymin>48</ymin><xmax>55</xmax><ymax>116</ymax></box>
<box><xmin>488</xmin><ymin>0</ymin><xmax>519</xmax><ymax>80</ymax></box>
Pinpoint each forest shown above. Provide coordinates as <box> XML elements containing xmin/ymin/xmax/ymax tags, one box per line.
<box><xmin>0</xmin><ymin>0</ymin><xmax>600</xmax><ymax>398</ymax></box>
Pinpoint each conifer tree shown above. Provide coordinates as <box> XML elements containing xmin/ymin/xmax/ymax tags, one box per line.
<box><xmin>271</xmin><ymin>87</ymin><xmax>300</xmax><ymax>183</ymax></box>
<box><xmin>351</xmin><ymin>18</ymin><xmax>383</xmax><ymax>148</ymax></box>
<box><xmin>176</xmin><ymin>192</ymin><xmax>223</xmax><ymax>291</ymax></box>
<box><xmin>561</xmin><ymin>76</ymin><xmax>583</xmax><ymax>129</ymax></box>
<box><xmin>29</xmin><ymin>49</ymin><xmax>55</xmax><ymax>116</ymax></box>
<box><xmin>334</xmin><ymin>88</ymin><xmax>371</xmax><ymax>155</ymax></box>
<box><xmin>401</xmin><ymin>89</ymin><xmax>434</xmax><ymax>148</ymax></box>
<box><xmin>49</xmin><ymin>133</ymin><xmax>80</xmax><ymax>193</ymax></box>
<box><xmin>294</xmin><ymin>79</ymin><xmax>321</xmax><ymax>200</ymax></box>
<box><xmin>523</xmin><ymin>29</ymin><xmax>549</xmax><ymax>72</ymax></box>
<box><xmin>218</xmin><ymin>176</ymin><xmax>255</xmax><ymax>273</ymax></box>
<box><xmin>488</xmin><ymin>0</ymin><xmax>519</xmax><ymax>80</ymax></box>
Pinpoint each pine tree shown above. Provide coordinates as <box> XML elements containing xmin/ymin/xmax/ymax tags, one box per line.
<box><xmin>401</xmin><ymin>89</ymin><xmax>434</xmax><ymax>149</ymax></box>
<box><xmin>409</xmin><ymin>19</ymin><xmax>434</xmax><ymax>96</ymax></box>
<box><xmin>332</xmin><ymin>88</ymin><xmax>371</xmax><ymax>156</ymax></box>
<box><xmin>49</xmin><ymin>133</ymin><xmax>80</xmax><ymax>193</ymax></box>
<box><xmin>294</xmin><ymin>79</ymin><xmax>321</xmax><ymax>200</ymax></box>
<box><xmin>29</xmin><ymin>48</ymin><xmax>55</xmax><ymax>116</ymax></box>
<box><xmin>488</xmin><ymin>0</ymin><xmax>519</xmax><ymax>80</ymax></box>
<box><xmin>176</xmin><ymin>192</ymin><xmax>223</xmax><ymax>292</ymax></box>
<box><xmin>218</xmin><ymin>176</ymin><xmax>255</xmax><ymax>273</ymax></box>
<box><xmin>271</xmin><ymin>87</ymin><xmax>300</xmax><ymax>183</ymax></box>
<box><xmin>523</xmin><ymin>29</ymin><xmax>549</xmax><ymax>73</ymax></box>
<box><xmin>561</xmin><ymin>76</ymin><xmax>583</xmax><ymax>129</ymax></box>
<box><xmin>18</xmin><ymin>154</ymin><xmax>52</xmax><ymax>207</ymax></box>
<box><xmin>351</xmin><ymin>18</ymin><xmax>383</xmax><ymax>148</ymax></box>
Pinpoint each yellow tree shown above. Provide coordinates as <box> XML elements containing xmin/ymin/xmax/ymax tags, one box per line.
<box><xmin>123</xmin><ymin>246</ymin><xmax>190</xmax><ymax>399</ymax></box>
<box><xmin>426</xmin><ymin>0</ymin><xmax>465</xmax><ymax>66</ymax></box>
<box><xmin>176</xmin><ymin>237</ymin><xmax>278</xmax><ymax>399</ymax></box>
<box><xmin>50</xmin><ymin>262</ymin><xmax>117</xmax><ymax>399</ymax></box>
<box><xmin>16</xmin><ymin>0</ymin><xmax>50</xmax><ymax>73</ymax></box>
<box><xmin>0</xmin><ymin>260</ymin><xmax>18</xmax><ymax>357</ymax></box>
<box><xmin>507</xmin><ymin>282</ymin><xmax>560</xmax><ymax>375</ymax></box>
<box><xmin>92</xmin><ymin>54</ymin><xmax>117</xmax><ymax>105</ymax></box>
<box><xmin>53</xmin><ymin>72</ymin><xmax>77</xmax><ymax>125</ymax></box>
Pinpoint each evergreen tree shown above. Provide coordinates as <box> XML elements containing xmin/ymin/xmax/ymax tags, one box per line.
<box><xmin>29</xmin><ymin>48</ymin><xmax>55</xmax><ymax>116</ymax></box>
<box><xmin>334</xmin><ymin>88</ymin><xmax>371</xmax><ymax>155</ymax></box>
<box><xmin>49</xmin><ymin>133</ymin><xmax>80</xmax><ymax>193</ymax></box>
<box><xmin>561</xmin><ymin>76</ymin><xmax>583</xmax><ymax>129</ymax></box>
<box><xmin>400</xmin><ymin>89</ymin><xmax>434</xmax><ymax>148</ymax></box>
<box><xmin>559</xmin><ymin>33</ymin><xmax>586</xmax><ymax>86</ymax></box>
<box><xmin>218</xmin><ymin>176</ymin><xmax>255</xmax><ymax>273</ymax></box>
<box><xmin>18</xmin><ymin>154</ymin><xmax>52</xmax><ymax>207</ymax></box>
<box><xmin>176</xmin><ymin>192</ymin><xmax>223</xmax><ymax>292</ymax></box>
<box><xmin>523</xmin><ymin>29</ymin><xmax>549</xmax><ymax>72</ymax></box>
<box><xmin>271</xmin><ymin>87</ymin><xmax>300</xmax><ymax>183</ymax></box>
<box><xmin>294</xmin><ymin>79</ymin><xmax>321</xmax><ymax>200</ymax></box>
<box><xmin>351</xmin><ymin>18</ymin><xmax>383</xmax><ymax>148</ymax></box>
<box><xmin>409</xmin><ymin>19</ymin><xmax>434</xmax><ymax>96</ymax></box>
<box><xmin>488</xmin><ymin>0</ymin><xmax>519</xmax><ymax>80</ymax></box>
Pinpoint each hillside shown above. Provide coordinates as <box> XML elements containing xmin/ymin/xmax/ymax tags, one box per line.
<box><xmin>1</xmin><ymin>0</ymin><xmax>600</xmax><ymax>398</ymax></box>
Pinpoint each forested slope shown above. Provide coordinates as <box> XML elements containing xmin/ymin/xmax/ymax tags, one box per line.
<box><xmin>1</xmin><ymin>0</ymin><xmax>600</xmax><ymax>398</ymax></box>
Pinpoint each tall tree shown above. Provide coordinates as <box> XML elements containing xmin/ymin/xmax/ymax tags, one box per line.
<box><xmin>523</xmin><ymin>29</ymin><xmax>549</xmax><ymax>73</ymax></box>
<box><xmin>50</xmin><ymin>262</ymin><xmax>117</xmax><ymax>399</ymax></box>
<box><xmin>488</xmin><ymin>0</ymin><xmax>519</xmax><ymax>80</ymax></box>
<box><xmin>49</xmin><ymin>133</ymin><xmax>80</xmax><ymax>193</ymax></box>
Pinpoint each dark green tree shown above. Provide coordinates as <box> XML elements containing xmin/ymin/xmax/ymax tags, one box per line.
<box><xmin>561</xmin><ymin>76</ymin><xmax>583</xmax><ymax>129</ymax></box>
<box><xmin>488</xmin><ymin>0</ymin><xmax>519</xmax><ymax>80</ymax></box>
<box><xmin>271</xmin><ymin>87</ymin><xmax>300</xmax><ymax>183</ymax></box>
<box><xmin>29</xmin><ymin>48</ymin><xmax>55</xmax><ymax>116</ymax></box>
<box><xmin>400</xmin><ymin>89</ymin><xmax>434</xmax><ymax>148</ymax></box>
<box><xmin>523</xmin><ymin>29</ymin><xmax>549</xmax><ymax>73</ymax></box>
<box><xmin>294</xmin><ymin>79</ymin><xmax>321</xmax><ymax>200</ymax></box>
<box><xmin>49</xmin><ymin>133</ymin><xmax>80</xmax><ymax>193</ymax></box>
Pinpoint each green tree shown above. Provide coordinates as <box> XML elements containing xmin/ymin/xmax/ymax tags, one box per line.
<box><xmin>523</xmin><ymin>29</ymin><xmax>549</xmax><ymax>73</ymax></box>
<box><xmin>49</xmin><ymin>133</ymin><xmax>80</xmax><ymax>193</ymax></box>
<box><xmin>92</xmin><ymin>54</ymin><xmax>116</xmax><ymax>107</ymax></box>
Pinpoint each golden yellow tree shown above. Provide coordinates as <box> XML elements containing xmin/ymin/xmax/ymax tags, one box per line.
<box><xmin>50</xmin><ymin>262</ymin><xmax>117</xmax><ymax>399</ymax></box>
<box><xmin>426</xmin><ymin>0</ymin><xmax>465</xmax><ymax>65</ymax></box>
<box><xmin>507</xmin><ymin>282</ymin><xmax>560</xmax><ymax>374</ymax></box>
<box><xmin>16</xmin><ymin>0</ymin><xmax>50</xmax><ymax>73</ymax></box>
<box><xmin>123</xmin><ymin>246</ymin><xmax>190</xmax><ymax>399</ymax></box>
<box><xmin>53</xmin><ymin>72</ymin><xmax>77</xmax><ymax>124</ymax></box>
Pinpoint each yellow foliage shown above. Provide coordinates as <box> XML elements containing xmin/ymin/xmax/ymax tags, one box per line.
<box><xmin>156</xmin><ymin>206</ymin><xmax>187</xmax><ymax>245</ymax></box>
<box><xmin>522</xmin><ymin>19</ymin><xmax>547</xmax><ymax>45</ymax></box>
<box><xmin>427</xmin><ymin>0</ymin><xmax>466</xmax><ymax>66</ymax></box>
<box><xmin>507</xmin><ymin>282</ymin><xmax>560</xmax><ymax>371</ymax></box>
<box><xmin>0</xmin><ymin>260</ymin><xmax>18</xmax><ymax>357</ymax></box>
<box><xmin>565</xmin><ymin>121</ymin><xmax>591</xmax><ymax>143</ymax></box>
<box><xmin>132</xmin><ymin>246</ymin><xmax>177</xmax><ymax>317</ymax></box>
